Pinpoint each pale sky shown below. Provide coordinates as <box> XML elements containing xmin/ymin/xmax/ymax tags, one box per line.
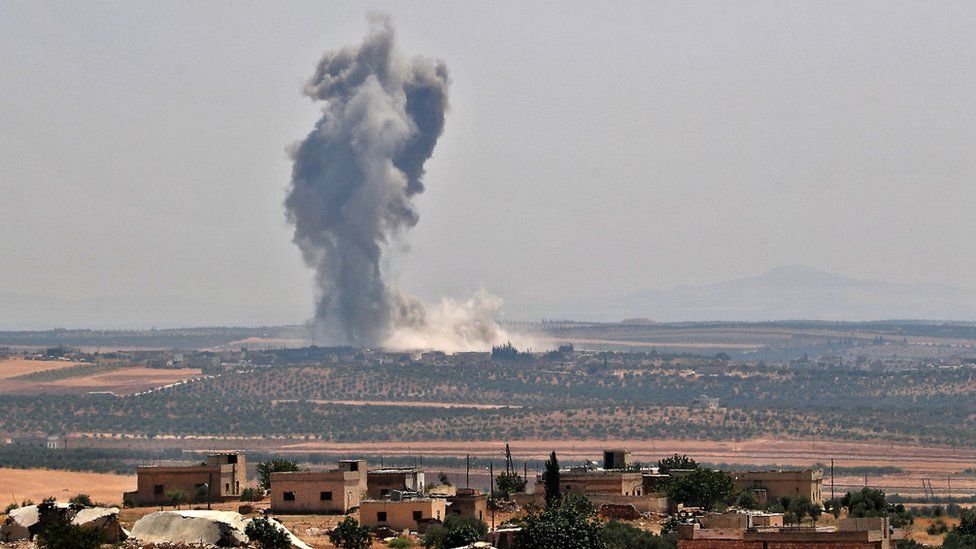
<box><xmin>2</xmin><ymin>1</ymin><xmax>976</xmax><ymax>328</ymax></box>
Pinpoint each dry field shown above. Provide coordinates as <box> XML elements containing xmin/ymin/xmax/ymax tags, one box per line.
<box><xmin>0</xmin><ymin>358</ymin><xmax>202</xmax><ymax>395</ymax></box>
<box><xmin>272</xmin><ymin>399</ymin><xmax>520</xmax><ymax>410</ymax></box>
<box><xmin>0</xmin><ymin>468</ymin><xmax>134</xmax><ymax>506</ymax></box>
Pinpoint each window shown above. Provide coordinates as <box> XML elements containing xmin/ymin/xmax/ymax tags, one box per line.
<box><xmin>348</xmin><ymin>462</ymin><xmax>358</xmax><ymax>471</ymax></box>
<box><xmin>227</xmin><ymin>455</ymin><xmax>238</xmax><ymax>464</ymax></box>
<box><xmin>321</xmin><ymin>491</ymin><xmax>333</xmax><ymax>501</ymax></box>
<box><xmin>283</xmin><ymin>492</ymin><xmax>296</xmax><ymax>501</ymax></box>
<box><xmin>413</xmin><ymin>511</ymin><xmax>422</xmax><ymax>522</ymax></box>
<box><xmin>225</xmin><ymin>483</ymin><xmax>230</xmax><ymax>492</ymax></box>
<box><xmin>377</xmin><ymin>512</ymin><xmax>387</xmax><ymax>522</ymax></box>
<box><xmin>154</xmin><ymin>485</ymin><xmax>164</xmax><ymax>495</ymax></box>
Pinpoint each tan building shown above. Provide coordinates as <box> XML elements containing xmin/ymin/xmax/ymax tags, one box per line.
<box><xmin>367</xmin><ymin>467</ymin><xmax>425</xmax><ymax>499</ymax></box>
<box><xmin>734</xmin><ymin>470</ymin><xmax>824</xmax><ymax>505</ymax></box>
<box><xmin>127</xmin><ymin>452</ymin><xmax>246</xmax><ymax>506</ymax></box>
<box><xmin>447</xmin><ymin>488</ymin><xmax>487</xmax><ymax>522</ymax></box>
<box><xmin>359</xmin><ymin>498</ymin><xmax>446</xmax><ymax>531</ymax></box>
<box><xmin>270</xmin><ymin>470</ymin><xmax>363</xmax><ymax>514</ymax></box>
<box><xmin>678</xmin><ymin>517</ymin><xmax>890</xmax><ymax>549</ymax></box>
<box><xmin>603</xmin><ymin>449</ymin><xmax>631</xmax><ymax>470</ymax></box>
<box><xmin>535</xmin><ymin>468</ymin><xmax>645</xmax><ymax>497</ymax></box>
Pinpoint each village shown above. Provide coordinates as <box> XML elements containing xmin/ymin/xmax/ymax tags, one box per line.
<box><xmin>1</xmin><ymin>445</ymin><xmax>925</xmax><ymax>549</ymax></box>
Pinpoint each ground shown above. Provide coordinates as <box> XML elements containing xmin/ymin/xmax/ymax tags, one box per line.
<box><xmin>0</xmin><ymin>467</ymin><xmax>134</xmax><ymax>506</ymax></box>
<box><xmin>0</xmin><ymin>357</ymin><xmax>202</xmax><ymax>395</ymax></box>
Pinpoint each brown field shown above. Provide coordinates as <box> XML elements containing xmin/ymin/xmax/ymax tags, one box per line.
<box><xmin>0</xmin><ymin>357</ymin><xmax>203</xmax><ymax>395</ymax></box>
<box><xmin>0</xmin><ymin>468</ymin><xmax>134</xmax><ymax>506</ymax></box>
<box><xmin>272</xmin><ymin>399</ymin><xmax>520</xmax><ymax>410</ymax></box>
<box><xmin>0</xmin><ymin>357</ymin><xmax>81</xmax><ymax>379</ymax></box>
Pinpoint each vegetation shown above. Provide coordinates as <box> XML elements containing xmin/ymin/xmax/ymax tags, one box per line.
<box><xmin>496</xmin><ymin>472</ymin><xmax>527</xmax><ymax>500</ymax></box>
<box><xmin>515</xmin><ymin>494</ymin><xmax>605</xmax><ymax>549</ymax></box>
<box><xmin>603</xmin><ymin>521</ymin><xmax>676</xmax><ymax>549</ymax></box>
<box><xmin>245</xmin><ymin>517</ymin><xmax>291</xmax><ymax>549</ymax></box>
<box><xmin>841</xmin><ymin>488</ymin><xmax>912</xmax><ymax>528</ymax></box>
<box><xmin>240</xmin><ymin>487</ymin><xmax>263</xmax><ymax>502</ymax></box>
<box><xmin>67</xmin><ymin>494</ymin><xmax>93</xmax><ymax>506</ymax></box>
<box><xmin>665</xmin><ymin>469</ymin><xmax>736</xmax><ymax>511</ymax></box>
<box><xmin>328</xmin><ymin>517</ymin><xmax>371</xmax><ymax>549</ymax></box>
<box><xmin>389</xmin><ymin>538</ymin><xmax>414</xmax><ymax>548</ymax></box>
<box><xmin>256</xmin><ymin>459</ymin><xmax>303</xmax><ymax>490</ymax></box>
<box><xmin>657</xmin><ymin>454</ymin><xmax>697</xmax><ymax>475</ymax></box>
<box><xmin>543</xmin><ymin>451</ymin><xmax>561</xmax><ymax>507</ymax></box>
<box><xmin>423</xmin><ymin>514</ymin><xmax>486</xmax><ymax>549</ymax></box>
<box><xmin>166</xmin><ymin>488</ymin><xmax>188</xmax><ymax>509</ymax></box>
<box><xmin>36</xmin><ymin>512</ymin><xmax>105</xmax><ymax>549</ymax></box>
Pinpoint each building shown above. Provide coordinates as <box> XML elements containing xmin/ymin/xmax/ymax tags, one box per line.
<box><xmin>447</xmin><ymin>488</ymin><xmax>488</xmax><ymax>522</ymax></box>
<box><xmin>359</xmin><ymin>497</ymin><xmax>446</xmax><ymax>531</ymax></box>
<box><xmin>677</xmin><ymin>517</ymin><xmax>891</xmax><ymax>549</ymax></box>
<box><xmin>603</xmin><ymin>449</ymin><xmax>631</xmax><ymax>470</ymax></box>
<box><xmin>127</xmin><ymin>452</ymin><xmax>246</xmax><ymax>506</ymax></box>
<box><xmin>270</xmin><ymin>471</ymin><xmax>362</xmax><ymax>514</ymax></box>
<box><xmin>734</xmin><ymin>470</ymin><xmax>824</xmax><ymax>505</ymax></box>
<box><xmin>367</xmin><ymin>467</ymin><xmax>425</xmax><ymax>499</ymax></box>
<box><xmin>535</xmin><ymin>467</ymin><xmax>645</xmax><ymax>497</ymax></box>
<box><xmin>45</xmin><ymin>436</ymin><xmax>64</xmax><ymax>450</ymax></box>
<box><xmin>690</xmin><ymin>395</ymin><xmax>720</xmax><ymax>410</ymax></box>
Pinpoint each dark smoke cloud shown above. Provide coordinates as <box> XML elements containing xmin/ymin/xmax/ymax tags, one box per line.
<box><xmin>285</xmin><ymin>15</ymin><xmax>449</xmax><ymax>344</ymax></box>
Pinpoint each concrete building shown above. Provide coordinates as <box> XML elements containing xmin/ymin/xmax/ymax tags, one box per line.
<box><xmin>367</xmin><ymin>467</ymin><xmax>425</xmax><ymax>499</ymax></box>
<box><xmin>447</xmin><ymin>488</ymin><xmax>487</xmax><ymax>522</ymax></box>
<box><xmin>677</xmin><ymin>517</ymin><xmax>891</xmax><ymax>549</ymax></box>
<box><xmin>734</xmin><ymin>470</ymin><xmax>824</xmax><ymax>505</ymax></box>
<box><xmin>535</xmin><ymin>467</ymin><xmax>645</xmax><ymax>497</ymax></box>
<box><xmin>359</xmin><ymin>497</ymin><xmax>446</xmax><ymax>531</ymax></box>
<box><xmin>603</xmin><ymin>449</ymin><xmax>631</xmax><ymax>470</ymax></box>
<box><xmin>270</xmin><ymin>471</ymin><xmax>363</xmax><ymax>514</ymax></box>
<box><xmin>127</xmin><ymin>452</ymin><xmax>246</xmax><ymax>506</ymax></box>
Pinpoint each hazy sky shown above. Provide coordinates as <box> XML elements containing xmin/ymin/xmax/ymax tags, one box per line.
<box><xmin>2</xmin><ymin>1</ymin><xmax>976</xmax><ymax>327</ymax></box>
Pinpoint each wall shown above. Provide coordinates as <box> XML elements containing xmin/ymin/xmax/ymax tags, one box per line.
<box><xmin>359</xmin><ymin>499</ymin><xmax>447</xmax><ymax>531</ymax></box>
<box><xmin>134</xmin><ymin>467</ymin><xmax>221</xmax><ymax>506</ymax></box>
<box><xmin>270</xmin><ymin>471</ymin><xmax>361</xmax><ymax>514</ymax></box>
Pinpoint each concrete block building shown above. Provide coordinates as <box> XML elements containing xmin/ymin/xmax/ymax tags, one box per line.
<box><xmin>733</xmin><ymin>469</ymin><xmax>824</xmax><ymax>505</ymax></box>
<box><xmin>366</xmin><ymin>467</ymin><xmax>425</xmax><ymax>499</ymax></box>
<box><xmin>270</xmin><ymin>470</ymin><xmax>363</xmax><ymax>514</ymax></box>
<box><xmin>359</xmin><ymin>497</ymin><xmax>446</xmax><ymax>531</ymax></box>
<box><xmin>447</xmin><ymin>488</ymin><xmax>487</xmax><ymax>522</ymax></box>
<box><xmin>127</xmin><ymin>452</ymin><xmax>246</xmax><ymax>506</ymax></box>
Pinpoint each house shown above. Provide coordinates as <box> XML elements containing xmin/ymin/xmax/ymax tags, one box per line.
<box><xmin>447</xmin><ymin>488</ymin><xmax>487</xmax><ymax>522</ymax></box>
<box><xmin>367</xmin><ymin>467</ymin><xmax>425</xmax><ymax>499</ymax></box>
<box><xmin>733</xmin><ymin>469</ymin><xmax>824</xmax><ymax>505</ymax></box>
<box><xmin>359</xmin><ymin>496</ymin><xmax>446</xmax><ymax>531</ymax></box>
<box><xmin>125</xmin><ymin>452</ymin><xmax>246</xmax><ymax>506</ymax></box>
<box><xmin>270</xmin><ymin>471</ymin><xmax>362</xmax><ymax>514</ymax></box>
<box><xmin>677</xmin><ymin>516</ymin><xmax>891</xmax><ymax>548</ymax></box>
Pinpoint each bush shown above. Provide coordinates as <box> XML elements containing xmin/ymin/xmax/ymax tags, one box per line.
<box><xmin>240</xmin><ymin>487</ymin><xmax>264</xmax><ymax>502</ymax></box>
<box><xmin>329</xmin><ymin>516</ymin><xmax>371</xmax><ymax>549</ymax></box>
<box><xmin>389</xmin><ymin>537</ymin><xmax>414</xmax><ymax>548</ymax></box>
<box><xmin>245</xmin><ymin>517</ymin><xmax>291</xmax><ymax>549</ymax></box>
<box><xmin>603</xmin><ymin>521</ymin><xmax>676</xmax><ymax>549</ymax></box>
<box><xmin>4</xmin><ymin>502</ymin><xmax>18</xmax><ymax>514</ymax></box>
<box><xmin>496</xmin><ymin>473</ymin><xmax>527</xmax><ymax>500</ymax></box>
<box><xmin>257</xmin><ymin>459</ymin><xmax>303</xmax><ymax>490</ymax></box>
<box><xmin>423</xmin><ymin>514</ymin><xmax>488</xmax><ymax>549</ymax></box>
<box><xmin>36</xmin><ymin>513</ymin><xmax>105</xmax><ymax>549</ymax></box>
<box><xmin>515</xmin><ymin>494</ymin><xmax>605</xmax><ymax>549</ymax></box>
<box><xmin>68</xmin><ymin>494</ymin><xmax>93</xmax><ymax>507</ymax></box>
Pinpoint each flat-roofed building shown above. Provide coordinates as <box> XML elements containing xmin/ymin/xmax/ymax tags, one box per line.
<box><xmin>367</xmin><ymin>467</ymin><xmax>425</xmax><ymax>499</ymax></box>
<box><xmin>734</xmin><ymin>470</ymin><xmax>824</xmax><ymax>505</ymax></box>
<box><xmin>270</xmin><ymin>470</ymin><xmax>363</xmax><ymax>514</ymax></box>
<box><xmin>128</xmin><ymin>452</ymin><xmax>246</xmax><ymax>506</ymax></box>
<box><xmin>677</xmin><ymin>517</ymin><xmax>890</xmax><ymax>549</ymax></box>
<box><xmin>360</xmin><ymin>497</ymin><xmax>446</xmax><ymax>531</ymax></box>
<box><xmin>447</xmin><ymin>488</ymin><xmax>487</xmax><ymax>522</ymax></box>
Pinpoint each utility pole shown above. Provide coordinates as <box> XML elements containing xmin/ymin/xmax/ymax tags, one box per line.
<box><xmin>490</xmin><ymin>461</ymin><xmax>495</xmax><ymax>532</ymax></box>
<box><xmin>466</xmin><ymin>454</ymin><xmax>470</xmax><ymax>489</ymax></box>
<box><xmin>949</xmin><ymin>476</ymin><xmax>953</xmax><ymax>501</ymax></box>
<box><xmin>830</xmin><ymin>458</ymin><xmax>835</xmax><ymax>501</ymax></box>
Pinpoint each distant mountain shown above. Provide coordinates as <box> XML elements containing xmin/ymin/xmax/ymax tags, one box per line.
<box><xmin>542</xmin><ymin>265</ymin><xmax>976</xmax><ymax>322</ymax></box>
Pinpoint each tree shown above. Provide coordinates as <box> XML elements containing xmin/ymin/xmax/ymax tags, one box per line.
<box><xmin>841</xmin><ymin>488</ymin><xmax>912</xmax><ymax>528</ymax></box>
<box><xmin>657</xmin><ymin>454</ymin><xmax>698</xmax><ymax>475</ymax></box>
<box><xmin>603</xmin><ymin>521</ymin><xmax>677</xmax><ymax>549</ymax></box>
<box><xmin>543</xmin><ymin>451</ymin><xmax>561</xmax><ymax>507</ymax></box>
<box><xmin>166</xmin><ymin>489</ymin><xmax>188</xmax><ymax>509</ymax></box>
<box><xmin>245</xmin><ymin>517</ymin><xmax>291</xmax><ymax>549</ymax></box>
<box><xmin>496</xmin><ymin>472</ymin><xmax>527</xmax><ymax>500</ymax></box>
<box><xmin>240</xmin><ymin>487</ymin><xmax>263</xmax><ymax>502</ymax></box>
<box><xmin>735</xmin><ymin>490</ymin><xmax>759</xmax><ymax>510</ymax></box>
<box><xmin>515</xmin><ymin>494</ymin><xmax>606</xmax><ymax>549</ymax></box>
<box><xmin>958</xmin><ymin>509</ymin><xmax>976</xmax><ymax>536</ymax></box>
<box><xmin>328</xmin><ymin>516</ymin><xmax>371</xmax><ymax>549</ymax></box>
<box><xmin>665</xmin><ymin>469</ymin><xmax>736</xmax><ymax>511</ymax></box>
<box><xmin>256</xmin><ymin>459</ymin><xmax>303</xmax><ymax>490</ymax></box>
<box><xmin>68</xmin><ymin>494</ymin><xmax>93</xmax><ymax>507</ymax></box>
<box><xmin>823</xmin><ymin>498</ymin><xmax>842</xmax><ymax>519</ymax></box>
<box><xmin>36</xmin><ymin>513</ymin><xmax>105</xmax><ymax>549</ymax></box>
<box><xmin>423</xmin><ymin>514</ymin><xmax>488</xmax><ymax>549</ymax></box>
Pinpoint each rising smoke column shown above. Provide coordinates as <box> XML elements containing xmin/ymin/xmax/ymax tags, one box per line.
<box><xmin>285</xmin><ymin>15</ymin><xmax>449</xmax><ymax>345</ymax></box>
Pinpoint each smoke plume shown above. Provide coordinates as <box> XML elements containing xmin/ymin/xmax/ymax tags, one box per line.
<box><xmin>286</xmin><ymin>15</ymin><xmax>516</xmax><ymax>350</ymax></box>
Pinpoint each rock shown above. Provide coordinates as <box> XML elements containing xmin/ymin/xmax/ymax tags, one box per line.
<box><xmin>130</xmin><ymin>511</ymin><xmax>249</xmax><ymax>547</ymax></box>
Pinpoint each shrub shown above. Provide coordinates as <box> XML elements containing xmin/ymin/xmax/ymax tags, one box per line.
<box><xmin>245</xmin><ymin>517</ymin><xmax>291</xmax><ymax>549</ymax></box>
<box><xmin>424</xmin><ymin>514</ymin><xmax>488</xmax><ymax>549</ymax></box>
<box><xmin>68</xmin><ymin>494</ymin><xmax>93</xmax><ymax>507</ymax></box>
<box><xmin>256</xmin><ymin>459</ymin><xmax>303</xmax><ymax>490</ymax></box>
<box><xmin>603</xmin><ymin>521</ymin><xmax>676</xmax><ymax>549</ymax></box>
<box><xmin>389</xmin><ymin>537</ymin><xmax>414</xmax><ymax>548</ymax></box>
<box><xmin>240</xmin><ymin>487</ymin><xmax>263</xmax><ymax>502</ymax></box>
<box><xmin>329</xmin><ymin>516</ymin><xmax>371</xmax><ymax>549</ymax></box>
<box><xmin>36</xmin><ymin>513</ymin><xmax>105</xmax><ymax>549</ymax></box>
